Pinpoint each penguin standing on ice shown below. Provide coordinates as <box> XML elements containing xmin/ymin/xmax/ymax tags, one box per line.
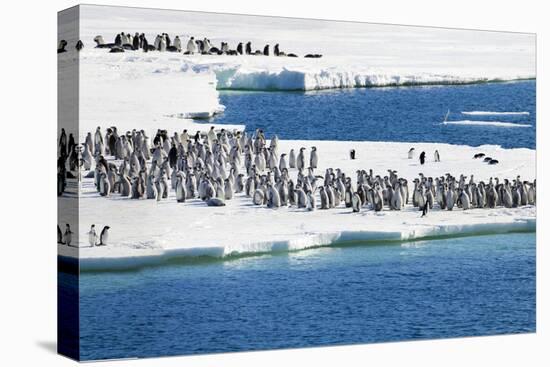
<box><xmin>289</xmin><ymin>149</ymin><xmax>296</xmax><ymax>168</ymax></box>
<box><xmin>99</xmin><ymin>226</ymin><xmax>110</xmax><ymax>246</ymax></box>
<box><xmin>57</xmin><ymin>225</ymin><xmax>64</xmax><ymax>244</ymax></box>
<box><xmin>245</xmin><ymin>42</ymin><xmax>252</xmax><ymax>55</ymax></box>
<box><xmin>263</xmin><ymin>44</ymin><xmax>270</xmax><ymax>56</ymax></box>
<box><xmin>173</xmin><ymin>36</ymin><xmax>182</xmax><ymax>52</ymax></box>
<box><xmin>352</xmin><ymin>192</ymin><xmax>361</xmax><ymax>213</ymax></box>
<box><xmin>408</xmin><ymin>148</ymin><xmax>415</xmax><ymax>159</ymax></box>
<box><xmin>88</xmin><ymin>224</ymin><xmax>98</xmax><ymax>247</ymax></box>
<box><xmin>434</xmin><ymin>150</ymin><xmax>440</xmax><ymax>162</ymax></box>
<box><xmin>186</xmin><ymin>37</ymin><xmax>196</xmax><ymax>54</ymax></box>
<box><xmin>419</xmin><ymin>151</ymin><xmax>426</xmax><ymax>165</ymax></box>
<box><xmin>310</xmin><ymin>146</ymin><xmax>318</xmax><ymax>169</ymax></box>
<box><xmin>237</xmin><ymin>42</ymin><xmax>243</xmax><ymax>55</ymax></box>
<box><xmin>64</xmin><ymin>224</ymin><xmax>73</xmax><ymax>247</ymax></box>
<box><xmin>296</xmin><ymin>147</ymin><xmax>305</xmax><ymax>170</ymax></box>
<box><xmin>421</xmin><ymin>200</ymin><xmax>429</xmax><ymax>217</ymax></box>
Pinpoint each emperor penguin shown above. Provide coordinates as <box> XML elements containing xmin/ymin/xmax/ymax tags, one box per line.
<box><xmin>278</xmin><ymin>180</ymin><xmax>289</xmax><ymax>206</ymax></box>
<box><xmin>100</xmin><ymin>173</ymin><xmax>111</xmax><ymax>197</ymax></box>
<box><xmin>146</xmin><ymin>174</ymin><xmax>156</xmax><ymax>199</ymax></box>
<box><xmin>319</xmin><ymin>186</ymin><xmax>329</xmax><ymax>209</ymax></box>
<box><xmin>279</xmin><ymin>153</ymin><xmax>288</xmax><ymax>171</ymax></box>
<box><xmin>82</xmin><ymin>143</ymin><xmax>93</xmax><ymax>170</ymax></box>
<box><xmin>57</xmin><ymin>225</ymin><xmax>64</xmax><ymax>244</ymax></box>
<box><xmin>88</xmin><ymin>224</ymin><xmax>97</xmax><ymax>247</ymax></box>
<box><xmin>408</xmin><ymin>147</ymin><xmax>415</xmax><ymax>159</ymax></box>
<box><xmin>351</xmin><ymin>192</ymin><xmax>361</xmax><ymax>213</ymax></box>
<box><xmin>391</xmin><ymin>184</ymin><xmax>403</xmax><ymax>210</ymax></box>
<box><xmin>224</xmin><ymin>178</ymin><xmax>234</xmax><ymax>200</ymax></box>
<box><xmin>306</xmin><ymin>190</ymin><xmax>316</xmax><ymax>211</ymax></box>
<box><xmin>421</xmin><ymin>201</ymin><xmax>429</xmax><ymax>217</ymax></box>
<box><xmin>253</xmin><ymin>188</ymin><xmax>265</xmax><ymax>205</ymax></box>
<box><xmin>119</xmin><ymin>173</ymin><xmax>131</xmax><ymax>197</ymax></box>
<box><xmin>296</xmin><ymin>148</ymin><xmax>305</xmax><ymax>170</ymax></box>
<box><xmin>310</xmin><ymin>146</ymin><xmax>318</xmax><ymax>169</ymax></box>
<box><xmin>296</xmin><ymin>186</ymin><xmax>308</xmax><ymax>208</ymax></box>
<box><xmin>267</xmin><ymin>183</ymin><xmax>281</xmax><ymax>208</ymax></box>
<box><xmin>175</xmin><ymin>173</ymin><xmax>187</xmax><ymax>202</ymax></box>
<box><xmin>207</xmin><ymin>197</ymin><xmax>226</xmax><ymax>207</ymax></box>
<box><xmin>173</xmin><ymin>36</ymin><xmax>182</xmax><ymax>52</ymax></box>
<box><xmin>344</xmin><ymin>181</ymin><xmax>353</xmax><ymax>208</ymax></box>
<box><xmin>434</xmin><ymin>150</ymin><xmax>441</xmax><ymax>162</ymax></box>
<box><xmin>186</xmin><ymin>37</ymin><xmax>197</xmax><ymax>54</ymax></box>
<box><xmin>235</xmin><ymin>174</ymin><xmax>245</xmax><ymax>193</ymax></box>
<box><xmin>446</xmin><ymin>187</ymin><xmax>455</xmax><ymax>211</ymax></box>
<box><xmin>64</xmin><ymin>224</ymin><xmax>73</xmax><ymax>247</ymax></box>
<box><xmin>289</xmin><ymin>149</ymin><xmax>296</xmax><ymax>168</ymax></box>
<box><xmin>158</xmin><ymin>35</ymin><xmax>167</xmax><ymax>52</ymax></box>
<box><xmin>99</xmin><ymin>226</ymin><xmax>110</xmax><ymax>246</ymax></box>
<box><xmin>459</xmin><ymin>189</ymin><xmax>471</xmax><ymax>210</ymax></box>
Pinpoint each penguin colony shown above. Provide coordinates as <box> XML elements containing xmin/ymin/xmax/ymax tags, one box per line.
<box><xmin>58</xmin><ymin>33</ymin><xmax>322</xmax><ymax>58</ymax></box>
<box><xmin>58</xmin><ymin>125</ymin><xmax>536</xmax><ymax>247</ymax></box>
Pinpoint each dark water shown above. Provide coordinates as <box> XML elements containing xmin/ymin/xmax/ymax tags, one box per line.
<box><xmin>214</xmin><ymin>81</ymin><xmax>535</xmax><ymax>149</ymax></box>
<box><xmin>71</xmin><ymin>232</ymin><xmax>535</xmax><ymax>360</ymax></box>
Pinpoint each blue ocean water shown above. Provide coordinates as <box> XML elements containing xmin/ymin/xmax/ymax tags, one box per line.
<box><xmin>214</xmin><ymin>80</ymin><xmax>536</xmax><ymax>149</ymax></box>
<box><xmin>73</xmin><ymin>232</ymin><xmax>535</xmax><ymax>360</ymax></box>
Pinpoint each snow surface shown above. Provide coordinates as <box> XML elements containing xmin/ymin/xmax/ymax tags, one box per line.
<box><xmin>75</xmin><ymin>5</ymin><xmax>535</xmax><ymax>92</ymax></box>
<box><xmin>58</xmin><ymin>140</ymin><xmax>535</xmax><ymax>271</ymax></box>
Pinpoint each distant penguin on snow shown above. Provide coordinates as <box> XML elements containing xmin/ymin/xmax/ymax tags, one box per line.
<box><xmin>99</xmin><ymin>226</ymin><xmax>110</xmax><ymax>246</ymax></box>
<box><xmin>419</xmin><ymin>151</ymin><xmax>426</xmax><ymax>165</ymax></box>
<box><xmin>64</xmin><ymin>224</ymin><xmax>73</xmax><ymax>247</ymax></box>
<box><xmin>57</xmin><ymin>225</ymin><xmax>64</xmax><ymax>244</ymax></box>
<box><xmin>88</xmin><ymin>224</ymin><xmax>97</xmax><ymax>247</ymax></box>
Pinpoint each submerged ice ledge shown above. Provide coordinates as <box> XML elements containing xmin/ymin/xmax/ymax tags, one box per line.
<box><xmin>60</xmin><ymin>217</ymin><xmax>536</xmax><ymax>271</ymax></box>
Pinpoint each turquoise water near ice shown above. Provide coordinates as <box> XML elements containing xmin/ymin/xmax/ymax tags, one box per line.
<box><xmin>72</xmin><ymin>232</ymin><xmax>535</xmax><ymax>360</ymax></box>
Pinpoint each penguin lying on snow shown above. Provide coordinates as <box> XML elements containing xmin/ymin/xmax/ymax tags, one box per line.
<box><xmin>473</xmin><ymin>153</ymin><xmax>486</xmax><ymax>159</ymax></box>
<box><xmin>206</xmin><ymin>198</ymin><xmax>226</xmax><ymax>207</ymax></box>
<box><xmin>109</xmin><ymin>46</ymin><xmax>125</xmax><ymax>53</ymax></box>
<box><xmin>57</xmin><ymin>40</ymin><xmax>67</xmax><ymax>53</ymax></box>
<box><xmin>93</xmin><ymin>35</ymin><xmax>116</xmax><ymax>49</ymax></box>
